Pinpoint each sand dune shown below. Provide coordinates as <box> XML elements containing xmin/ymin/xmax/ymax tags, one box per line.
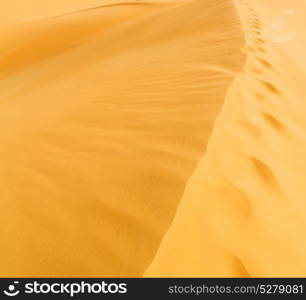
<box><xmin>0</xmin><ymin>0</ymin><xmax>244</xmax><ymax>276</ymax></box>
<box><xmin>145</xmin><ymin>0</ymin><xmax>306</xmax><ymax>277</ymax></box>
<box><xmin>0</xmin><ymin>0</ymin><xmax>305</xmax><ymax>277</ymax></box>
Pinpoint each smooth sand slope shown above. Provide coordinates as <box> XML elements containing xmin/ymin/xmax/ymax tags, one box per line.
<box><xmin>1</xmin><ymin>0</ymin><xmax>305</xmax><ymax>277</ymax></box>
<box><xmin>0</xmin><ymin>0</ymin><xmax>244</xmax><ymax>276</ymax></box>
<box><xmin>146</xmin><ymin>0</ymin><xmax>306</xmax><ymax>277</ymax></box>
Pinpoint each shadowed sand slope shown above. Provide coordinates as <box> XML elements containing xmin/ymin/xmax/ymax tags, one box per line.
<box><xmin>0</xmin><ymin>0</ymin><xmax>244</xmax><ymax>276</ymax></box>
<box><xmin>145</xmin><ymin>0</ymin><xmax>306</xmax><ymax>277</ymax></box>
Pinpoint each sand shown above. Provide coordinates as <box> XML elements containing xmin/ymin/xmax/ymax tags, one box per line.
<box><xmin>0</xmin><ymin>0</ymin><xmax>305</xmax><ymax>277</ymax></box>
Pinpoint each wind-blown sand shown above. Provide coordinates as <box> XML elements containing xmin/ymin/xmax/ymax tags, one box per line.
<box><xmin>146</xmin><ymin>0</ymin><xmax>306</xmax><ymax>277</ymax></box>
<box><xmin>0</xmin><ymin>0</ymin><xmax>305</xmax><ymax>277</ymax></box>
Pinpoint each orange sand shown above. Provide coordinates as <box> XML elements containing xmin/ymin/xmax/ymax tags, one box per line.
<box><xmin>0</xmin><ymin>0</ymin><xmax>305</xmax><ymax>277</ymax></box>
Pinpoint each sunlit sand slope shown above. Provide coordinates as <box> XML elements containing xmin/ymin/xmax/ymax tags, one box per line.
<box><xmin>145</xmin><ymin>0</ymin><xmax>306</xmax><ymax>277</ymax></box>
<box><xmin>0</xmin><ymin>0</ymin><xmax>244</xmax><ymax>276</ymax></box>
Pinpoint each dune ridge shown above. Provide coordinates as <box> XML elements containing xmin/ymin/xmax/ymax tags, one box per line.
<box><xmin>145</xmin><ymin>0</ymin><xmax>306</xmax><ymax>277</ymax></box>
<box><xmin>0</xmin><ymin>0</ymin><xmax>245</xmax><ymax>276</ymax></box>
<box><xmin>2</xmin><ymin>0</ymin><xmax>305</xmax><ymax>277</ymax></box>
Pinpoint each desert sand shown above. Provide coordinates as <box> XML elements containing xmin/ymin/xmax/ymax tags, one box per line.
<box><xmin>0</xmin><ymin>0</ymin><xmax>305</xmax><ymax>277</ymax></box>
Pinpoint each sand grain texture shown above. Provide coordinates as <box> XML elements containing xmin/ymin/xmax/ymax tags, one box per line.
<box><xmin>145</xmin><ymin>0</ymin><xmax>306</xmax><ymax>277</ymax></box>
<box><xmin>0</xmin><ymin>0</ymin><xmax>244</xmax><ymax>276</ymax></box>
<box><xmin>0</xmin><ymin>0</ymin><xmax>305</xmax><ymax>277</ymax></box>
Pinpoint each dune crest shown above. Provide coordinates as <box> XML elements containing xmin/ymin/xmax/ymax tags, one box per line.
<box><xmin>0</xmin><ymin>0</ymin><xmax>244</xmax><ymax>276</ymax></box>
<box><xmin>2</xmin><ymin>0</ymin><xmax>304</xmax><ymax>277</ymax></box>
<box><xmin>145</xmin><ymin>0</ymin><xmax>306</xmax><ymax>277</ymax></box>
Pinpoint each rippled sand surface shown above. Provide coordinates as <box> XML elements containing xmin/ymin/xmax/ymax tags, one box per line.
<box><xmin>0</xmin><ymin>0</ymin><xmax>305</xmax><ymax>277</ymax></box>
